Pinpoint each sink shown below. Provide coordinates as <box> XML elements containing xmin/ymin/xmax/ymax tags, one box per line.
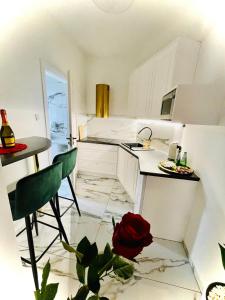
<box><xmin>122</xmin><ymin>143</ymin><xmax>143</xmax><ymax>149</ymax></box>
<box><xmin>122</xmin><ymin>142</ymin><xmax>153</xmax><ymax>151</ymax></box>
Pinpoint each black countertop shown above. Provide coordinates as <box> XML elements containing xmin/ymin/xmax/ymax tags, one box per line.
<box><xmin>78</xmin><ymin>137</ymin><xmax>200</xmax><ymax>182</ymax></box>
<box><xmin>1</xmin><ymin>136</ymin><xmax>51</xmax><ymax>166</ymax></box>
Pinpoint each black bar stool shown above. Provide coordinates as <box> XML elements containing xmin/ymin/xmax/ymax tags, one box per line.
<box><xmin>8</xmin><ymin>162</ymin><xmax>69</xmax><ymax>290</ymax></box>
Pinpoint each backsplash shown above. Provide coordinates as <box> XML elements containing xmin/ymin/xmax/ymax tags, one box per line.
<box><xmin>87</xmin><ymin>117</ymin><xmax>137</xmax><ymax>140</ymax></box>
<box><xmin>81</xmin><ymin>116</ymin><xmax>183</xmax><ymax>152</ymax></box>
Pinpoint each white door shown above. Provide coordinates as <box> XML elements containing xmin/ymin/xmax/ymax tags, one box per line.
<box><xmin>41</xmin><ymin>65</ymin><xmax>76</xmax><ymax>161</ymax></box>
<box><xmin>41</xmin><ymin>63</ymin><xmax>77</xmax><ymax>198</ymax></box>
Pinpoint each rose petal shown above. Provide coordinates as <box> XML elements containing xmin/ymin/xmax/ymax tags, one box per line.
<box><xmin>113</xmin><ymin>240</ymin><xmax>143</xmax><ymax>259</ymax></box>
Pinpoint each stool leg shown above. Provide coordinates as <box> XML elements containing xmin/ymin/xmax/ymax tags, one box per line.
<box><xmin>67</xmin><ymin>176</ymin><xmax>81</xmax><ymax>216</ymax></box>
<box><xmin>25</xmin><ymin>215</ymin><xmax>39</xmax><ymax>291</ymax></box>
<box><xmin>49</xmin><ymin>199</ymin><xmax>69</xmax><ymax>244</ymax></box>
<box><xmin>33</xmin><ymin>212</ymin><xmax>39</xmax><ymax>236</ymax></box>
<box><xmin>55</xmin><ymin>193</ymin><xmax>62</xmax><ymax>241</ymax></box>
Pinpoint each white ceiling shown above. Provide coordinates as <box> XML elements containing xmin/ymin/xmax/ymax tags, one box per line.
<box><xmin>48</xmin><ymin>0</ymin><xmax>210</xmax><ymax>58</ymax></box>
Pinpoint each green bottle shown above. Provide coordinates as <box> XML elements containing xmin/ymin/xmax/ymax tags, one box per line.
<box><xmin>180</xmin><ymin>152</ymin><xmax>187</xmax><ymax>167</ymax></box>
<box><xmin>176</xmin><ymin>146</ymin><xmax>182</xmax><ymax>166</ymax></box>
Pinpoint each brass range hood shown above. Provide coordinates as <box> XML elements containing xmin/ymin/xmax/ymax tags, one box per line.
<box><xmin>96</xmin><ymin>84</ymin><xmax>110</xmax><ymax>118</ymax></box>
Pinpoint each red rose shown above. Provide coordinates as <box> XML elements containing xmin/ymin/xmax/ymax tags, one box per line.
<box><xmin>112</xmin><ymin>212</ymin><xmax>153</xmax><ymax>260</ymax></box>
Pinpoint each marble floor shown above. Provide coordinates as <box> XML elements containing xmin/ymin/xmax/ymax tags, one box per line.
<box><xmin>14</xmin><ymin>172</ymin><xmax>201</xmax><ymax>300</ymax></box>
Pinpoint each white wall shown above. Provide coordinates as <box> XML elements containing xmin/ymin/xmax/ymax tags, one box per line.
<box><xmin>182</xmin><ymin>125</ymin><xmax>225</xmax><ymax>290</ymax></box>
<box><xmin>0</xmin><ymin>9</ymin><xmax>87</xmax><ymax>295</ymax></box>
<box><xmin>182</xmin><ymin>28</ymin><xmax>225</xmax><ymax>290</ymax></box>
<box><xmin>0</xmin><ymin>162</ymin><xmax>34</xmax><ymax>298</ymax></box>
<box><xmin>0</xmin><ymin>11</ymin><xmax>87</xmax><ymax>184</ymax></box>
<box><xmin>86</xmin><ymin>55</ymin><xmax>136</xmax><ymax>116</ymax></box>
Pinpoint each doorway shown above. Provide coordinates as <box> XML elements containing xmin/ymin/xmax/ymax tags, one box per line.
<box><xmin>42</xmin><ymin>66</ymin><xmax>73</xmax><ymax>199</ymax></box>
<box><xmin>45</xmin><ymin>71</ymin><xmax>70</xmax><ymax>159</ymax></box>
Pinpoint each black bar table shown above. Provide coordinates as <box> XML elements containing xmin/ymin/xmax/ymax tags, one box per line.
<box><xmin>0</xmin><ymin>136</ymin><xmax>51</xmax><ymax>170</ymax></box>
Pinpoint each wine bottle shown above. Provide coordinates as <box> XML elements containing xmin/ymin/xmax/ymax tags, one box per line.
<box><xmin>0</xmin><ymin>109</ymin><xmax>15</xmax><ymax>148</ymax></box>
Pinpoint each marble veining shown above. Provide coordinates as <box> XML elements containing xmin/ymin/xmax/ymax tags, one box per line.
<box><xmin>13</xmin><ymin>172</ymin><xmax>201</xmax><ymax>300</ymax></box>
<box><xmin>86</xmin><ymin>117</ymin><xmax>184</xmax><ymax>151</ymax></box>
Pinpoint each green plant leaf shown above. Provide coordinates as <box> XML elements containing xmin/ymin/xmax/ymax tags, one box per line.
<box><xmin>77</xmin><ymin>237</ymin><xmax>91</xmax><ymax>254</ymax></box>
<box><xmin>85</xmin><ymin>243</ymin><xmax>98</xmax><ymax>266</ymax></box>
<box><xmin>62</xmin><ymin>241</ymin><xmax>83</xmax><ymax>263</ymax></box>
<box><xmin>100</xmin><ymin>297</ymin><xmax>109</xmax><ymax>300</ymax></box>
<box><xmin>72</xmin><ymin>285</ymin><xmax>89</xmax><ymax>300</ymax></box>
<box><xmin>104</xmin><ymin>243</ymin><xmax>113</xmax><ymax>261</ymax></box>
<box><xmin>113</xmin><ymin>256</ymin><xmax>134</xmax><ymax>280</ymax></box>
<box><xmin>219</xmin><ymin>243</ymin><xmax>225</xmax><ymax>269</ymax></box>
<box><xmin>77</xmin><ymin>237</ymin><xmax>98</xmax><ymax>267</ymax></box>
<box><xmin>34</xmin><ymin>290</ymin><xmax>41</xmax><ymax>300</ymax></box>
<box><xmin>41</xmin><ymin>259</ymin><xmax>51</xmax><ymax>292</ymax></box>
<box><xmin>77</xmin><ymin>261</ymin><xmax>86</xmax><ymax>284</ymax></box>
<box><xmin>44</xmin><ymin>283</ymin><xmax>59</xmax><ymax>300</ymax></box>
<box><xmin>91</xmin><ymin>243</ymin><xmax>113</xmax><ymax>275</ymax></box>
<box><xmin>88</xmin><ymin>265</ymin><xmax>100</xmax><ymax>293</ymax></box>
<box><xmin>33</xmin><ymin>261</ymin><xmax>59</xmax><ymax>300</ymax></box>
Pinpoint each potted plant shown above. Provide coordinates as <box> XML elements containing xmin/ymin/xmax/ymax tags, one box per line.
<box><xmin>34</xmin><ymin>212</ymin><xmax>153</xmax><ymax>300</ymax></box>
<box><xmin>205</xmin><ymin>243</ymin><xmax>225</xmax><ymax>300</ymax></box>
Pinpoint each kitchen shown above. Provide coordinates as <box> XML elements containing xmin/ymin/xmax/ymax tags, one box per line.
<box><xmin>0</xmin><ymin>0</ymin><xmax>225</xmax><ymax>299</ymax></box>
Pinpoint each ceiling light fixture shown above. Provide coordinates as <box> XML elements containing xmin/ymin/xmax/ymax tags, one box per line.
<box><xmin>93</xmin><ymin>0</ymin><xmax>134</xmax><ymax>14</ymax></box>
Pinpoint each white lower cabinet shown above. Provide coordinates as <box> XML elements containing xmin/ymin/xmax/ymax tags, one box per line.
<box><xmin>77</xmin><ymin>144</ymin><xmax>139</xmax><ymax>201</ymax></box>
<box><xmin>77</xmin><ymin>142</ymin><xmax>118</xmax><ymax>176</ymax></box>
<box><xmin>141</xmin><ymin>176</ymin><xmax>198</xmax><ymax>242</ymax></box>
<box><xmin>117</xmin><ymin>147</ymin><xmax>138</xmax><ymax>201</ymax></box>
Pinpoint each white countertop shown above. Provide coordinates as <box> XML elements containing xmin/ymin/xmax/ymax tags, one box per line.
<box><xmin>79</xmin><ymin>137</ymin><xmax>200</xmax><ymax>181</ymax></box>
<box><xmin>120</xmin><ymin>144</ymin><xmax>167</xmax><ymax>174</ymax></box>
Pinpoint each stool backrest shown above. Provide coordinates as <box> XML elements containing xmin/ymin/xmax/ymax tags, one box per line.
<box><xmin>52</xmin><ymin>148</ymin><xmax>77</xmax><ymax>179</ymax></box>
<box><xmin>14</xmin><ymin>162</ymin><xmax>62</xmax><ymax>220</ymax></box>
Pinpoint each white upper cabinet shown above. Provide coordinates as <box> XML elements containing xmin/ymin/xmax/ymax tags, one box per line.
<box><xmin>128</xmin><ymin>37</ymin><xmax>200</xmax><ymax>119</ymax></box>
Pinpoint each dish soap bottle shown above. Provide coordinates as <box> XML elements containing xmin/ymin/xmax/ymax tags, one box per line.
<box><xmin>176</xmin><ymin>146</ymin><xmax>182</xmax><ymax>166</ymax></box>
<box><xmin>180</xmin><ymin>152</ymin><xmax>187</xmax><ymax>167</ymax></box>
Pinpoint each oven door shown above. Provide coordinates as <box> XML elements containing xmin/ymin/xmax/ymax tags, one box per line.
<box><xmin>160</xmin><ymin>89</ymin><xmax>176</xmax><ymax>120</ymax></box>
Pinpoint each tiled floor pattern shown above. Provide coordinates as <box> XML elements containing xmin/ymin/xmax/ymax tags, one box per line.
<box><xmin>14</xmin><ymin>173</ymin><xmax>201</xmax><ymax>299</ymax></box>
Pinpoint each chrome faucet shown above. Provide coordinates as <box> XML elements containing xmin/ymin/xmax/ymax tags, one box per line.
<box><xmin>137</xmin><ymin>127</ymin><xmax>153</xmax><ymax>141</ymax></box>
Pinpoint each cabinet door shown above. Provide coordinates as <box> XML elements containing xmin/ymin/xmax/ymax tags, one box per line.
<box><xmin>140</xmin><ymin>59</ymin><xmax>155</xmax><ymax>118</ymax></box>
<box><xmin>128</xmin><ymin>69</ymin><xmax>138</xmax><ymax>117</ymax></box>
<box><xmin>128</xmin><ymin>60</ymin><xmax>154</xmax><ymax>118</ymax></box>
<box><xmin>117</xmin><ymin>148</ymin><xmax>138</xmax><ymax>201</ymax></box>
<box><xmin>148</xmin><ymin>45</ymin><xmax>175</xmax><ymax>118</ymax></box>
<box><xmin>170</xmin><ymin>37</ymin><xmax>200</xmax><ymax>89</ymax></box>
<box><xmin>77</xmin><ymin>143</ymin><xmax>118</xmax><ymax>176</ymax></box>
<box><xmin>117</xmin><ymin>147</ymin><xmax>126</xmax><ymax>185</ymax></box>
<box><xmin>125</xmin><ymin>154</ymin><xmax>138</xmax><ymax>199</ymax></box>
